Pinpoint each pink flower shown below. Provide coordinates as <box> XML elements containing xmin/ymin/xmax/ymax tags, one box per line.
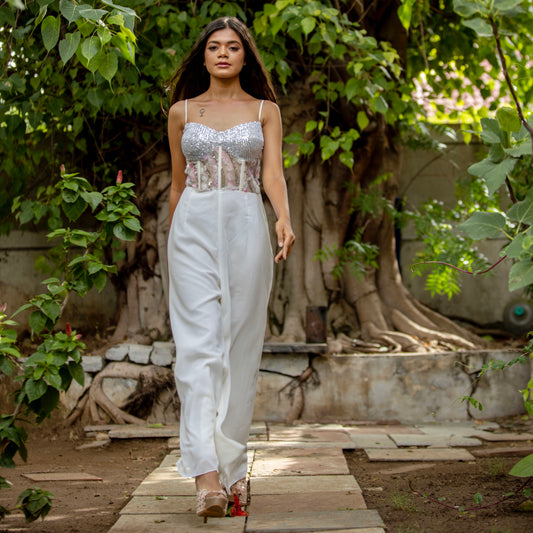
<box><xmin>60</xmin><ymin>164</ymin><xmax>66</xmax><ymax>174</ymax></box>
<box><xmin>116</xmin><ymin>170</ymin><xmax>123</xmax><ymax>184</ymax></box>
<box><xmin>0</xmin><ymin>303</ymin><xmax>6</xmax><ymax>313</ymax></box>
<box><xmin>66</xmin><ymin>323</ymin><xmax>72</xmax><ymax>336</ymax></box>
<box><xmin>75</xmin><ymin>334</ymin><xmax>82</xmax><ymax>340</ymax></box>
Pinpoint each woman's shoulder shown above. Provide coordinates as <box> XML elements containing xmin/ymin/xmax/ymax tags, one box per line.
<box><xmin>168</xmin><ymin>100</ymin><xmax>186</xmax><ymax>127</ymax></box>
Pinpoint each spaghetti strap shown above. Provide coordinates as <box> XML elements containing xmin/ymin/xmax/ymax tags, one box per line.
<box><xmin>184</xmin><ymin>99</ymin><xmax>188</xmax><ymax>124</ymax></box>
<box><xmin>258</xmin><ymin>100</ymin><xmax>264</xmax><ymax>121</ymax></box>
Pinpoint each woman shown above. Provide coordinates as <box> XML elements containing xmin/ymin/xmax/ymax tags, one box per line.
<box><xmin>166</xmin><ymin>17</ymin><xmax>295</xmax><ymax>520</ymax></box>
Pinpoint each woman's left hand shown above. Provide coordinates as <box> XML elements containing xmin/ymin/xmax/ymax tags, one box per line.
<box><xmin>274</xmin><ymin>219</ymin><xmax>295</xmax><ymax>263</ymax></box>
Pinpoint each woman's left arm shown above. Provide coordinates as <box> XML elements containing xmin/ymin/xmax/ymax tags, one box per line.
<box><xmin>261</xmin><ymin>101</ymin><xmax>295</xmax><ymax>263</ymax></box>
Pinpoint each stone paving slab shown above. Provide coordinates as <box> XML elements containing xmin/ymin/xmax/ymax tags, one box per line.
<box><xmin>133</xmin><ymin>476</ymin><xmax>195</xmax><ymax>496</ymax></box>
<box><xmin>121</xmin><ymin>495</ymin><xmax>195</xmax><ymax>514</ymax></box>
<box><xmin>268</xmin><ymin>428</ymin><xmax>352</xmax><ymax>442</ymax></box>
<box><xmin>248</xmin><ymin>491</ymin><xmax>367</xmax><ymax>514</ymax></box>
<box><xmin>316</xmin><ymin>529</ymin><xmax>385</xmax><ymax>533</ymax></box>
<box><xmin>21</xmin><ymin>472</ymin><xmax>102</xmax><ymax>482</ymax></box>
<box><xmin>251</xmin><ymin>475</ymin><xmax>361</xmax><ymax>495</ymax></box>
<box><xmin>108</xmin><ymin>426</ymin><xmax>179</xmax><ymax>439</ymax></box>
<box><xmin>344</xmin><ymin>425</ymin><xmax>423</xmax><ymax>435</ymax></box>
<box><xmin>389</xmin><ymin>434</ymin><xmax>482</xmax><ymax>447</ymax></box>
<box><xmin>268</xmin><ymin>423</ymin><xmax>346</xmax><ymax>432</ymax></box>
<box><xmin>472</xmin><ymin>432</ymin><xmax>533</xmax><ymax>442</ymax></box>
<box><xmin>416</xmin><ymin>422</ymin><xmax>499</xmax><ymax>436</ymax></box>
<box><xmin>251</xmin><ymin>422</ymin><xmax>267</xmax><ymax>435</ymax></box>
<box><xmin>245</xmin><ymin>510</ymin><xmax>384</xmax><ymax>532</ymax></box>
<box><xmin>365</xmin><ymin>448</ymin><xmax>475</xmax><ymax>462</ymax></box>
<box><xmin>109</xmin><ymin>514</ymin><xmax>246</xmax><ymax>532</ymax></box>
<box><xmin>159</xmin><ymin>454</ymin><xmax>179</xmax><ymax>468</ymax></box>
<box><xmin>252</xmin><ymin>448</ymin><xmax>349</xmax><ymax>477</ymax></box>
<box><xmin>471</xmin><ymin>445</ymin><xmax>533</xmax><ymax>458</ymax></box>
<box><xmin>349</xmin><ymin>434</ymin><xmax>397</xmax><ymax>449</ymax></box>
<box><xmin>249</xmin><ymin>441</ymin><xmax>355</xmax><ymax>450</ymax></box>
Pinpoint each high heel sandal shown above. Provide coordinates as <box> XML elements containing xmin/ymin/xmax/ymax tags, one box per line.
<box><xmin>196</xmin><ymin>489</ymin><xmax>228</xmax><ymax>523</ymax></box>
<box><xmin>230</xmin><ymin>478</ymin><xmax>248</xmax><ymax>505</ymax></box>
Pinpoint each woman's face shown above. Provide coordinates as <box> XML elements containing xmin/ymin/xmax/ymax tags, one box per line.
<box><xmin>204</xmin><ymin>27</ymin><xmax>246</xmax><ymax>79</ymax></box>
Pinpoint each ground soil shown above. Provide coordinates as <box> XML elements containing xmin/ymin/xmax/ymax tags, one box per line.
<box><xmin>345</xmin><ymin>416</ymin><xmax>533</xmax><ymax>533</ymax></box>
<box><xmin>1</xmin><ymin>419</ymin><xmax>532</xmax><ymax>533</ymax></box>
<box><xmin>0</xmin><ymin>424</ymin><xmax>169</xmax><ymax>533</ymax></box>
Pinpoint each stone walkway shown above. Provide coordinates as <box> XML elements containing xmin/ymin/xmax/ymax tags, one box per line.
<box><xmin>107</xmin><ymin>420</ymin><xmax>529</xmax><ymax>532</ymax></box>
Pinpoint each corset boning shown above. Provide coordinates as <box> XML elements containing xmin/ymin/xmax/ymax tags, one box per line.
<box><xmin>181</xmin><ymin>122</ymin><xmax>264</xmax><ymax>194</ymax></box>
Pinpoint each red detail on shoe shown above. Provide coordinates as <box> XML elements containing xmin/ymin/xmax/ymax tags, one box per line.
<box><xmin>230</xmin><ymin>495</ymin><xmax>248</xmax><ymax>517</ymax></box>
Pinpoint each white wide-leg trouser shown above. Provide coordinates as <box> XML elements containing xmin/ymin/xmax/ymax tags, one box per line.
<box><xmin>168</xmin><ymin>187</ymin><xmax>273</xmax><ymax>491</ymax></box>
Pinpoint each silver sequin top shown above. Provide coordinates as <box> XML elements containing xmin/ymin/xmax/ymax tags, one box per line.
<box><xmin>181</xmin><ymin>121</ymin><xmax>264</xmax><ymax>194</ymax></box>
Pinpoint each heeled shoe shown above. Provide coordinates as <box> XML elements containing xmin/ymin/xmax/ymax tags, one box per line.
<box><xmin>229</xmin><ymin>478</ymin><xmax>248</xmax><ymax>505</ymax></box>
<box><xmin>196</xmin><ymin>488</ymin><xmax>228</xmax><ymax>522</ymax></box>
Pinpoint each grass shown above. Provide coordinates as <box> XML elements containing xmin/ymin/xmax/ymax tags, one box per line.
<box><xmin>390</xmin><ymin>483</ymin><xmax>418</xmax><ymax>512</ymax></box>
<box><xmin>488</xmin><ymin>457</ymin><xmax>507</xmax><ymax>477</ymax></box>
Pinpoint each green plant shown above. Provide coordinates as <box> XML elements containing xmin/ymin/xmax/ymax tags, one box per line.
<box><xmin>391</xmin><ymin>483</ymin><xmax>418</xmax><ymax>512</ymax></box>
<box><xmin>0</xmin><ymin>167</ymin><xmax>141</xmax><ymax>521</ymax></box>
<box><xmin>489</xmin><ymin>458</ymin><xmax>507</xmax><ymax>478</ymax></box>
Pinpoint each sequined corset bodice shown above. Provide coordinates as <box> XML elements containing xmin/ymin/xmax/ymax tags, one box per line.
<box><xmin>181</xmin><ymin>121</ymin><xmax>264</xmax><ymax>194</ymax></box>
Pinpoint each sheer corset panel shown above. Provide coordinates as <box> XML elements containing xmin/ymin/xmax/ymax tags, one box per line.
<box><xmin>181</xmin><ymin>102</ymin><xmax>265</xmax><ymax>194</ymax></box>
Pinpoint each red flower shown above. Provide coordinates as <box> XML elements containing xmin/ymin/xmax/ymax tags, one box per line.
<box><xmin>65</xmin><ymin>323</ymin><xmax>72</xmax><ymax>336</ymax></box>
<box><xmin>0</xmin><ymin>303</ymin><xmax>6</xmax><ymax>313</ymax></box>
<box><xmin>60</xmin><ymin>164</ymin><xmax>66</xmax><ymax>174</ymax></box>
<box><xmin>116</xmin><ymin>170</ymin><xmax>123</xmax><ymax>184</ymax></box>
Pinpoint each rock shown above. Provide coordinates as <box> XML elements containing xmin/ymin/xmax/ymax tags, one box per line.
<box><xmin>105</xmin><ymin>344</ymin><xmax>129</xmax><ymax>362</ymax></box>
<box><xmin>150</xmin><ymin>341</ymin><xmax>175</xmax><ymax>367</ymax></box>
<box><xmin>82</xmin><ymin>355</ymin><xmax>104</xmax><ymax>373</ymax></box>
<box><xmin>128</xmin><ymin>344</ymin><xmax>152</xmax><ymax>364</ymax></box>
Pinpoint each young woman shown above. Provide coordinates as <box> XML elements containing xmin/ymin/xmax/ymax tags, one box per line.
<box><xmin>167</xmin><ymin>17</ymin><xmax>295</xmax><ymax>520</ymax></box>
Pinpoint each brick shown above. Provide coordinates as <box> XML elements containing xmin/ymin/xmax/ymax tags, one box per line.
<box><xmin>151</xmin><ymin>342</ymin><xmax>175</xmax><ymax>366</ymax></box>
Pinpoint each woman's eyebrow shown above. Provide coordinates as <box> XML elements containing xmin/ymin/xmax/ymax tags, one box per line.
<box><xmin>207</xmin><ymin>40</ymin><xmax>242</xmax><ymax>45</ymax></box>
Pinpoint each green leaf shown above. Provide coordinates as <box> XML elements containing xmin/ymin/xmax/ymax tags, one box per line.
<box><xmin>483</xmin><ymin>158</ymin><xmax>517</xmax><ymax>195</ymax></box>
<box><xmin>80</xmin><ymin>191</ymin><xmax>103</xmax><ymax>211</ymax></box>
<box><xmin>479</xmin><ymin>118</ymin><xmax>503</xmax><ymax>144</ymax></box>
<box><xmin>398</xmin><ymin>0</ymin><xmax>416</xmax><ymax>30</ymax></box>
<box><xmin>505</xmin><ymin>141</ymin><xmax>532</xmax><ymax>157</ymax></box>
<box><xmin>98</xmin><ymin>52</ymin><xmax>118</xmax><ymax>82</ymax></box>
<box><xmin>505</xmin><ymin>234</ymin><xmax>526</xmax><ymax>259</ymax></box>
<box><xmin>92</xmin><ymin>270</ymin><xmax>107</xmax><ymax>291</ymax></box>
<box><xmin>77</xmin><ymin>6</ymin><xmax>107</xmax><ymax>22</ymax></box>
<box><xmin>40</xmin><ymin>300</ymin><xmax>60</xmax><ymax>322</ymax></box>
<box><xmin>123</xmin><ymin>217</ymin><xmax>141</xmax><ymax>232</ymax></box>
<box><xmin>507</xmin><ymin>190</ymin><xmax>533</xmax><ymax>225</ymax></box>
<box><xmin>497</xmin><ymin>106</ymin><xmax>521</xmax><ymax>132</ymax></box>
<box><xmin>113</xmin><ymin>224</ymin><xmax>136</xmax><ymax>241</ymax></box>
<box><xmin>25</xmin><ymin>378</ymin><xmax>47</xmax><ymax>403</ymax></box>
<box><xmin>68</xmin><ymin>361</ymin><xmax>85</xmax><ymax>386</ymax></box>
<box><xmin>453</xmin><ymin>0</ymin><xmax>483</xmax><ymax>17</ymax></box>
<box><xmin>357</xmin><ymin>111</ymin><xmax>369</xmax><ymax>131</ymax></box>
<box><xmin>462</xmin><ymin>17</ymin><xmax>492</xmax><ymax>36</ymax></box>
<box><xmin>458</xmin><ymin>212</ymin><xmax>507</xmax><ymax>239</ymax></box>
<box><xmin>509</xmin><ymin>260</ymin><xmax>533</xmax><ymax>292</ymax></box>
<box><xmin>41</xmin><ymin>16</ymin><xmax>60</xmax><ymax>52</ymax></box>
<box><xmin>28</xmin><ymin>311</ymin><xmax>48</xmax><ymax>334</ymax></box>
<box><xmin>301</xmin><ymin>16</ymin><xmax>316</xmax><ymax>37</ymax></box>
<box><xmin>60</xmin><ymin>0</ymin><xmax>80</xmax><ymax>22</ymax></box>
<box><xmin>509</xmin><ymin>453</ymin><xmax>533</xmax><ymax>477</ymax></box>
<box><xmin>62</xmin><ymin>196</ymin><xmax>87</xmax><ymax>221</ymax></box>
<box><xmin>58</xmin><ymin>32</ymin><xmax>81</xmax><ymax>64</ymax></box>
<box><xmin>81</xmin><ymin>36</ymin><xmax>101</xmax><ymax>61</ymax></box>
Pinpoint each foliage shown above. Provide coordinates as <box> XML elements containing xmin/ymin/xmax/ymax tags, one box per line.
<box><xmin>0</xmin><ymin>168</ymin><xmax>141</xmax><ymax>521</ymax></box>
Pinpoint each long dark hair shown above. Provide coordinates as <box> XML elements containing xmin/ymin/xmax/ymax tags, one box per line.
<box><xmin>168</xmin><ymin>17</ymin><xmax>277</xmax><ymax>105</ymax></box>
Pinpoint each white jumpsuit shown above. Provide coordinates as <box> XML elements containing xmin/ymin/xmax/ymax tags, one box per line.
<box><xmin>167</xmin><ymin>101</ymin><xmax>273</xmax><ymax>491</ymax></box>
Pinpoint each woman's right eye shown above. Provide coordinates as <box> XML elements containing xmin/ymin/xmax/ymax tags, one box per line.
<box><xmin>207</xmin><ymin>46</ymin><xmax>218</xmax><ymax>51</ymax></box>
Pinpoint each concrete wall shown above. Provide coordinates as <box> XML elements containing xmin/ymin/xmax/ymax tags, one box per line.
<box><xmin>0</xmin><ymin>230</ymin><xmax>117</xmax><ymax>332</ymax></box>
<box><xmin>254</xmin><ymin>350</ymin><xmax>530</xmax><ymax>423</ymax></box>
<box><xmin>398</xmin><ymin>133</ymin><xmax>527</xmax><ymax>326</ymax></box>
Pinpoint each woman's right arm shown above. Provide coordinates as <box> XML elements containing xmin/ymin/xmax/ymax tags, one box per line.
<box><xmin>168</xmin><ymin>101</ymin><xmax>187</xmax><ymax>229</ymax></box>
